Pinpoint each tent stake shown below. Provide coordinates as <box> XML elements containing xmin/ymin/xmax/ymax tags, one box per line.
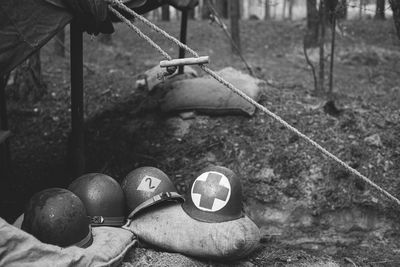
<box><xmin>70</xmin><ymin>20</ymin><xmax>85</xmax><ymax>177</ymax></box>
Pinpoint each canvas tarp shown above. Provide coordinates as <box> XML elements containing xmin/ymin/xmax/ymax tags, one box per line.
<box><xmin>0</xmin><ymin>0</ymin><xmax>72</xmax><ymax>76</ymax></box>
<box><xmin>0</xmin><ymin>0</ymin><xmax>198</xmax><ymax>77</ymax></box>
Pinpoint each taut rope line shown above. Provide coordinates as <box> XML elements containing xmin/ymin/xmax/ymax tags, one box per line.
<box><xmin>107</xmin><ymin>1</ymin><xmax>400</xmax><ymax>207</ymax></box>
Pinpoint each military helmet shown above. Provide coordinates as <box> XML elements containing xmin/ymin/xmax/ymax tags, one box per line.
<box><xmin>182</xmin><ymin>165</ymin><xmax>244</xmax><ymax>223</ymax></box>
<box><xmin>68</xmin><ymin>173</ymin><xmax>126</xmax><ymax>227</ymax></box>
<box><xmin>21</xmin><ymin>188</ymin><xmax>92</xmax><ymax>248</ymax></box>
<box><xmin>121</xmin><ymin>166</ymin><xmax>184</xmax><ymax>219</ymax></box>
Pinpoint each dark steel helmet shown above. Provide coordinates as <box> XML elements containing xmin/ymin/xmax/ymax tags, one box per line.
<box><xmin>68</xmin><ymin>173</ymin><xmax>126</xmax><ymax>227</ymax></box>
<box><xmin>21</xmin><ymin>188</ymin><xmax>92</xmax><ymax>248</ymax></box>
<box><xmin>182</xmin><ymin>165</ymin><xmax>244</xmax><ymax>223</ymax></box>
<box><xmin>121</xmin><ymin>166</ymin><xmax>184</xmax><ymax>218</ymax></box>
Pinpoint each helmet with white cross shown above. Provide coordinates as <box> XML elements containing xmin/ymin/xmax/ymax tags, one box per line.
<box><xmin>182</xmin><ymin>165</ymin><xmax>244</xmax><ymax>223</ymax></box>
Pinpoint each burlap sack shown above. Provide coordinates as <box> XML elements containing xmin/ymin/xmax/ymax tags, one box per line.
<box><xmin>127</xmin><ymin>203</ymin><xmax>261</xmax><ymax>260</ymax></box>
<box><xmin>0</xmin><ymin>216</ymin><xmax>136</xmax><ymax>267</ymax></box>
<box><xmin>160</xmin><ymin>67</ymin><xmax>264</xmax><ymax>116</ymax></box>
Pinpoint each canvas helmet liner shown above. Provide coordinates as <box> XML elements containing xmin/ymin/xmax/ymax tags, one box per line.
<box><xmin>21</xmin><ymin>188</ymin><xmax>93</xmax><ymax>248</ymax></box>
<box><xmin>121</xmin><ymin>166</ymin><xmax>184</xmax><ymax>219</ymax></box>
<box><xmin>68</xmin><ymin>173</ymin><xmax>126</xmax><ymax>227</ymax></box>
<box><xmin>182</xmin><ymin>165</ymin><xmax>244</xmax><ymax>223</ymax></box>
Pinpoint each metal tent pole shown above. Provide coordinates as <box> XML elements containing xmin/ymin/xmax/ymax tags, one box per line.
<box><xmin>178</xmin><ymin>9</ymin><xmax>188</xmax><ymax>74</ymax></box>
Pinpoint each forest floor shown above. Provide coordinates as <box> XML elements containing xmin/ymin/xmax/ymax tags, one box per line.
<box><xmin>2</xmin><ymin>17</ymin><xmax>400</xmax><ymax>266</ymax></box>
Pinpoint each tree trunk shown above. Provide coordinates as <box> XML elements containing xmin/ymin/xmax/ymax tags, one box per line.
<box><xmin>11</xmin><ymin>51</ymin><xmax>46</xmax><ymax>102</ymax></box>
<box><xmin>389</xmin><ymin>0</ymin><xmax>400</xmax><ymax>39</ymax></box>
<box><xmin>306</xmin><ymin>0</ymin><xmax>319</xmax><ymax>48</ymax></box>
<box><xmin>288</xmin><ymin>0</ymin><xmax>294</xmax><ymax>20</ymax></box>
<box><xmin>215</xmin><ymin>0</ymin><xmax>228</xmax><ymax>18</ymax></box>
<box><xmin>202</xmin><ymin>0</ymin><xmax>211</xmax><ymax>19</ymax></box>
<box><xmin>375</xmin><ymin>0</ymin><xmax>385</xmax><ymax>20</ymax></box>
<box><xmin>359</xmin><ymin>0</ymin><xmax>364</xmax><ymax>19</ymax></box>
<box><xmin>337</xmin><ymin>0</ymin><xmax>347</xmax><ymax>19</ymax></box>
<box><xmin>54</xmin><ymin>29</ymin><xmax>65</xmax><ymax>57</ymax></box>
<box><xmin>230</xmin><ymin>0</ymin><xmax>241</xmax><ymax>55</ymax></box>
<box><xmin>188</xmin><ymin>8</ymin><xmax>195</xmax><ymax>19</ymax></box>
<box><xmin>161</xmin><ymin>4</ymin><xmax>170</xmax><ymax>21</ymax></box>
<box><xmin>282</xmin><ymin>0</ymin><xmax>287</xmax><ymax>19</ymax></box>
<box><xmin>318</xmin><ymin>0</ymin><xmax>326</xmax><ymax>93</ymax></box>
<box><xmin>264</xmin><ymin>0</ymin><xmax>270</xmax><ymax>20</ymax></box>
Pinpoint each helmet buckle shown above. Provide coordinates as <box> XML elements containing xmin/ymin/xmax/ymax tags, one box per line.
<box><xmin>92</xmin><ymin>216</ymin><xmax>105</xmax><ymax>224</ymax></box>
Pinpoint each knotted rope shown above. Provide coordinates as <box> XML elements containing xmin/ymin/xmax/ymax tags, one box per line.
<box><xmin>107</xmin><ymin>0</ymin><xmax>400</xmax><ymax>207</ymax></box>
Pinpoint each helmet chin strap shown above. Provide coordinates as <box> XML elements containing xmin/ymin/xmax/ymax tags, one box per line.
<box><xmin>72</xmin><ymin>225</ymin><xmax>93</xmax><ymax>248</ymax></box>
<box><xmin>127</xmin><ymin>192</ymin><xmax>184</xmax><ymax>219</ymax></box>
<box><xmin>91</xmin><ymin>216</ymin><xmax>126</xmax><ymax>226</ymax></box>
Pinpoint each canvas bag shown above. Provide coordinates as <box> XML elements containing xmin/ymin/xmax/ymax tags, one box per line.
<box><xmin>126</xmin><ymin>202</ymin><xmax>261</xmax><ymax>260</ymax></box>
<box><xmin>0</xmin><ymin>216</ymin><xmax>136</xmax><ymax>267</ymax></box>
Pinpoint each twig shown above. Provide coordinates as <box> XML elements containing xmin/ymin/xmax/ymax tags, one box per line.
<box><xmin>303</xmin><ymin>43</ymin><xmax>318</xmax><ymax>92</ymax></box>
<box><xmin>344</xmin><ymin>257</ymin><xmax>358</xmax><ymax>267</ymax></box>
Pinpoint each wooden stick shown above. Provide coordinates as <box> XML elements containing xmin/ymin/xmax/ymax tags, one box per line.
<box><xmin>160</xmin><ymin>56</ymin><xmax>209</xmax><ymax>68</ymax></box>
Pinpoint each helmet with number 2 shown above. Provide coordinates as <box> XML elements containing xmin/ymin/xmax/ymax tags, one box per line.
<box><xmin>182</xmin><ymin>165</ymin><xmax>244</xmax><ymax>223</ymax></box>
<box><xmin>121</xmin><ymin>167</ymin><xmax>184</xmax><ymax>218</ymax></box>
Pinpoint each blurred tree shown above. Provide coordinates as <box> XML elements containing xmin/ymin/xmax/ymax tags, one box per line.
<box><xmin>306</xmin><ymin>0</ymin><xmax>319</xmax><ymax>47</ymax></box>
<box><xmin>264</xmin><ymin>0</ymin><xmax>270</xmax><ymax>20</ymax></box>
<box><xmin>54</xmin><ymin>29</ymin><xmax>65</xmax><ymax>57</ymax></box>
<box><xmin>162</xmin><ymin>4</ymin><xmax>170</xmax><ymax>20</ymax></box>
<box><xmin>318</xmin><ymin>0</ymin><xmax>326</xmax><ymax>93</ymax></box>
<box><xmin>389</xmin><ymin>0</ymin><xmax>400</xmax><ymax>39</ymax></box>
<box><xmin>230</xmin><ymin>0</ymin><xmax>241</xmax><ymax>55</ymax></box>
<box><xmin>337</xmin><ymin>0</ymin><xmax>347</xmax><ymax>19</ymax></box>
<box><xmin>10</xmin><ymin>51</ymin><xmax>46</xmax><ymax>102</ymax></box>
<box><xmin>214</xmin><ymin>0</ymin><xmax>228</xmax><ymax>18</ymax></box>
<box><xmin>188</xmin><ymin>8</ymin><xmax>195</xmax><ymax>19</ymax></box>
<box><xmin>288</xmin><ymin>0</ymin><xmax>294</xmax><ymax>20</ymax></box>
<box><xmin>359</xmin><ymin>0</ymin><xmax>364</xmax><ymax>19</ymax></box>
<box><xmin>282</xmin><ymin>0</ymin><xmax>287</xmax><ymax>19</ymax></box>
<box><xmin>202</xmin><ymin>0</ymin><xmax>211</xmax><ymax>19</ymax></box>
<box><xmin>375</xmin><ymin>0</ymin><xmax>385</xmax><ymax>19</ymax></box>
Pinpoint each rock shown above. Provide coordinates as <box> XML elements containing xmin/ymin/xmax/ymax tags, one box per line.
<box><xmin>166</xmin><ymin>117</ymin><xmax>193</xmax><ymax>138</ymax></box>
<box><xmin>364</xmin><ymin>134</ymin><xmax>383</xmax><ymax>147</ymax></box>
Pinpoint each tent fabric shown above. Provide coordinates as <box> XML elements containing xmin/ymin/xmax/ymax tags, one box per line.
<box><xmin>0</xmin><ymin>0</ymin><xmax>198</xmax><ymax>77</ymax></box>
<box><xmin>0</xmin><ymin>217</ymin><xmax>137</xmax><ymax>267</ymax></box>
<box><xmin>0</xmin><ymin>0</ymin><xmax>150</xmax><ymax>77</ymax></box>
<box><xmin>0</xmin><ymin>0</ymin><xmax>72</xmax><ymax>77</ymax></box>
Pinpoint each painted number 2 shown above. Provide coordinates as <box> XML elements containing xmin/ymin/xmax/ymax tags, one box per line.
<box><xmin>137</xmin><ymin>176</ymin><xmax>162</xmax><ymax>192</ymax></box>
<box><xmin>145</xmin><ymin>177</ymin><xmax>156</xmax><ymax>189</ymax></box>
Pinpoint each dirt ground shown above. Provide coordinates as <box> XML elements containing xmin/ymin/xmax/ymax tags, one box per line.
<box><xmin>2</xmin><ymin>17</ymin><xmax>400</xmax><ymax>266</ymax></box>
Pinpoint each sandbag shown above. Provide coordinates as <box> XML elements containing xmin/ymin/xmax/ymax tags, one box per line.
<box><xmin>160</xmin><ymin>67</ymin><xmax>264</xmax><ymax>116</ymax></box>
<box><xmin>127</xmin><ymin>203</ymin><xmax>261</xmax><ymax>260</ymax></box>
<box><xmin>0</xmin><ymin>216</ymin><xmax>136</xmax><ymax>267</ymax></box>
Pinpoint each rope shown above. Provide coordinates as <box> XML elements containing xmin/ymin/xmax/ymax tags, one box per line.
<box><xmin>106</xmin><ymin>1</ymin><xmax>400</xmax><ymax>207</ymax></box>
<box><xmin>108</xmin><ymin>5</ymin><xmax>171</xmax><ymax>60</ymax></box>
<box><xmin>109</xmin><ymin>0</ymin><xmax>200</xmax><ymax>58</ymax></box>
